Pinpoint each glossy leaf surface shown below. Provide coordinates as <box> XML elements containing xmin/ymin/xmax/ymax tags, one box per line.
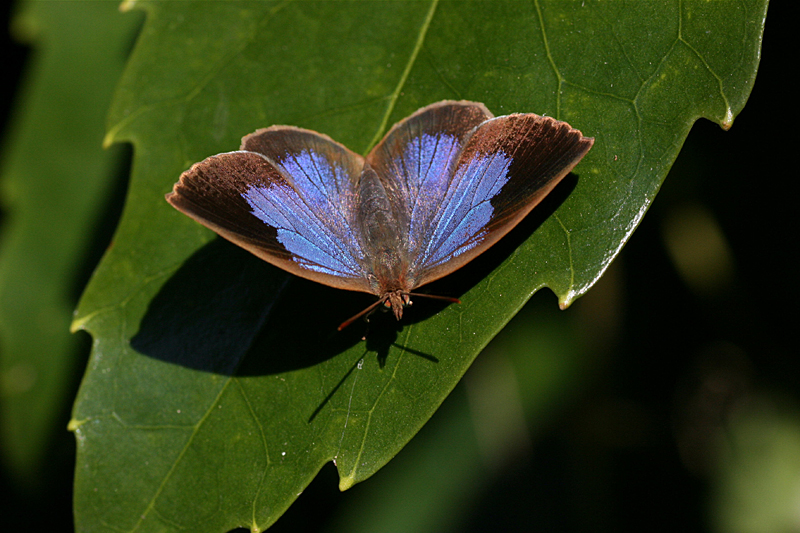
<box><xmin>71</xmin><ymin>2</ymin><xmax>767</xmax><ymax>531</ymax></box>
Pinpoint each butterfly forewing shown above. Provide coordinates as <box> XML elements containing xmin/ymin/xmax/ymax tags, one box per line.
<box><xmin>167</xmin><ymin>127</ymin><xmax>373</xmax><ymax>293</ymax></box>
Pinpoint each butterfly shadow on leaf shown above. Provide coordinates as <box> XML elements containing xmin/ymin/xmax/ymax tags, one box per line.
<box><xmin>131</xmin><ymin>171</ymin><xmax>577</xmax><ymax>376</ymax></box>
<box><xmin>239</xmin><ymin>272</ymin><xmax>452</xmax><ymax>375</ymax></box>
<box><xmin>130</xmin><ymin>236</ymin><xmax>443</xmax><ymax>375</ymax></box>
<box><xmin>130</xmin><ymin>238</ymin><xmax>361</xmax><ymax>376</ymax></box>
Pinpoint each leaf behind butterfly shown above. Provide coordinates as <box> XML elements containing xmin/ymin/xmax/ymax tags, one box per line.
<box><xmin>70</xmin><ymin>1</ymin><xmax>768</xmax><ymax>531</ymax></box>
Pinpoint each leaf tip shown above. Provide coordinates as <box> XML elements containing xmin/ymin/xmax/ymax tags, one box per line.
<box><xmin>338</xmin><ymin>474</ymin><xmax>356</xmax><ymax>491</ymax></box>
<box><xmin>67</xmin><ymin>418</ymin><xmax>85</xmax><ymax>432</ymax></box>
<box><xmin>102</xmin><ymin>130</ymin><xmax>116</xmax><ymax>149</ymax></box>
<box><xmin>70</xmin><ymin>315</ymin><xmax>89</xmax><ymax>333</ymax></box>
<box><xmin>558</xmin><ymin>288</ymin><xmax>579</xmax><ymax>310</ymax></box>
<box><xmin>720</xmin><ymin>107</ymin><xmax>734</xmax><ymax>131</ymax></box>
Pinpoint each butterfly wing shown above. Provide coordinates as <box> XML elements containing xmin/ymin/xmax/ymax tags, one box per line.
<box><xmin>166</xmin><ymin>126</ymin><xmax>374</xmax><ymax>293</ymax></box>
<box><xmin>367</xmin><ymin>102</ymin><xmax>593</xmax><ymax>289</ymax></box>
<box><xmin>365</xmin><ymin>101</ymin><xmax>496</xmax><ymax>289</ymax></box>
<box><xmin>414</xmin><ymin>112</ymin><xmax>594</xmax><ymax>287</ymax></box>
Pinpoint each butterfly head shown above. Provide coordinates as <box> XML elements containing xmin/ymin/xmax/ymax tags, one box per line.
<box><xmin>336</xmin><ymin>289</ymin><xmax>412</xmax><ymax>330</ymax></box>
<box><xmin>384</xmin><ymin>290</ymin><xmax>412</xmax><ymax>321</ymax></box>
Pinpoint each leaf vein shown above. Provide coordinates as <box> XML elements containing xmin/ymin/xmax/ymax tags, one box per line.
<box><xmin>534</xmin><ymin>0</ymin><xmax>563</xmax><ymax>118</ymax></box>
<box><xmin>129</xmin><ymin>378</ymin><xmax>235</xmax><ymax>532</ymax></box>
<box><xmin>364</xmin><ymin>0</ymin><xmax>439</xmax><ymax>152</ymax></box>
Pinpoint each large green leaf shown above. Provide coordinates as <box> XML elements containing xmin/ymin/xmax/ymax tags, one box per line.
<box><xmin>0</xmin><ymin>0</ymin><xmax>140</xmax><ymax>483</ymax></box>
<box><xmin>326</xmin><ymin>297</ymin><xmax>594</xmax><ymax>533</ymax></box>
<box><xmin>71</xmin><ymin>1</ymin><xmax>767</xmax><ymax>531</ymax></box>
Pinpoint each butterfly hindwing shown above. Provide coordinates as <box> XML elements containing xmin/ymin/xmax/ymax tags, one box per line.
<box><xmin>167</xmin><ymin>127</ymin><xmax>373</xmax><ymax>293</ymax></box>
<box><xmin>365</xmin><ymin>101</ymin><xmax>495</xmax><ymax>288</ymax></box>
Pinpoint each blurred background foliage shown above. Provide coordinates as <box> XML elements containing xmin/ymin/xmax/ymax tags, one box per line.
<box><xmin>1</xmin><ymin>1</ymin><xmax>796</xmax><ymax>532</ymax></box>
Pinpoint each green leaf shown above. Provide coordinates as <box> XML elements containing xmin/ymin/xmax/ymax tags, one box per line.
<box><xmin>71</xmin><ymin>1</ymin><xmax>767</xmax><ymax>531</ymax></box>
<box><xmin>329</xmin><ymin>299</ymin><xmax>592</xmax><ymax>533</ymax></box>
<box><xmin>0</xmin><ymin>0</ymin><xmax>140</xmax><ymax>483</ymax></box>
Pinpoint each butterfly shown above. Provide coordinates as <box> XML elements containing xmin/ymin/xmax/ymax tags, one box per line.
<box><xmin>166</xmin><ymin>100</ymin><xmax>594</xmax><ymax>329</ymax></box>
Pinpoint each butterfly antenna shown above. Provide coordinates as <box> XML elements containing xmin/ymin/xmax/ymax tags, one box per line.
<box><xmin>337</xmin><ymin>297</ymin><xmax>387</xmax><ymax>331</ymax></box>
<box><xmin>407</xmin><ymin>293</ymin><xmax>461</xmax><ymax>304</ymax></box>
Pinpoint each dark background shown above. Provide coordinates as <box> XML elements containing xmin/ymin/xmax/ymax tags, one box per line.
<box><xmin>0</xmin><ymin>2</ymin><xmax>795</xmax><ymax>532</ymax></box>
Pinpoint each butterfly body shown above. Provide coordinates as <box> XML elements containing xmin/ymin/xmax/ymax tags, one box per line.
<box><xmin>167</xmin><ymin>101</ymin><xmax>594</xmax><ymax>326</ymax></box>
<box><xmin>355</xmin><ymin>166</ymin><xmax>413</xmax><ymax>294</ymax></box>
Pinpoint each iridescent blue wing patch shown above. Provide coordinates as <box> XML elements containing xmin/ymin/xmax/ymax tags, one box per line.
<box><xmin>167</xmin><ymin>127</ymin><xmax>373</xmax><ymax>293</ymax></box>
